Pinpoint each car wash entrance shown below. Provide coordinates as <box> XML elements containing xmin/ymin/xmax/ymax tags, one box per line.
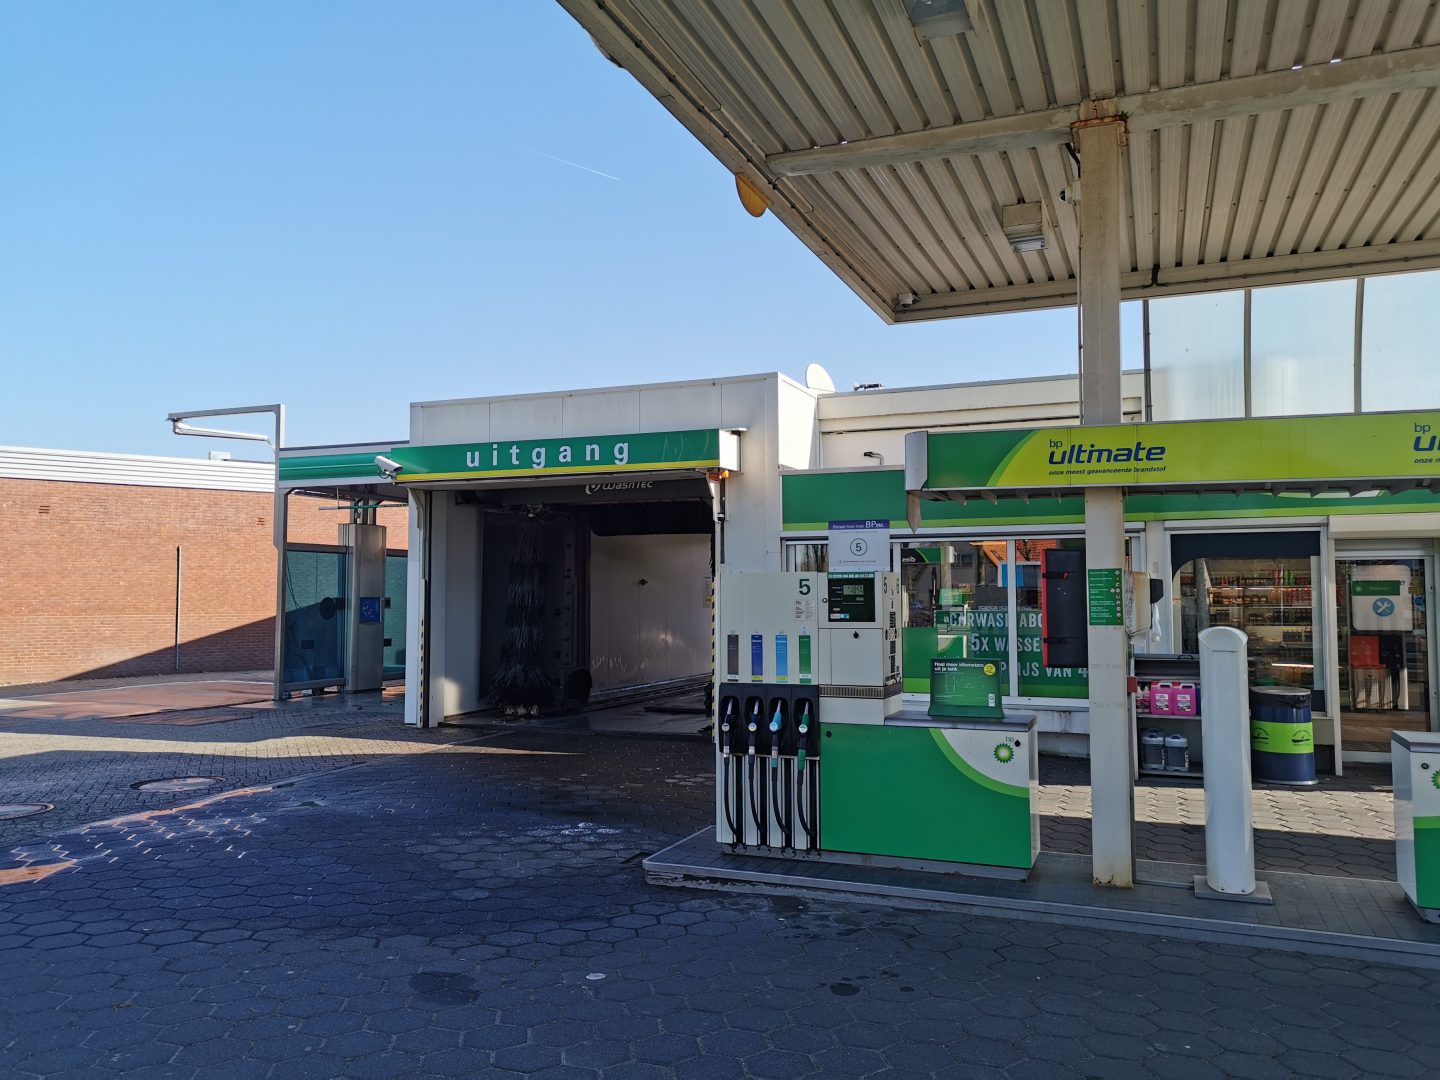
<box><xmin>470</xmin><ymin>479</ymin><xmax>714</xmax><ymax>709</ymax></box>
<box><xmin>392</xmin><ymin>426</ymin><xmax>743</xmax><ymax>727</ymax></box>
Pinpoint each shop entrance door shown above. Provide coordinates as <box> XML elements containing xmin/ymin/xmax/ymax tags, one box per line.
<box><xmin>1336</xmin><ymin>555</ymin><xmax>1435</xmax><ymax>756</ymax></box>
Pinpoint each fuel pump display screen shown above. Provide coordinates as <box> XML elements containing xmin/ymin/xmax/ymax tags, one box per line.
<box><xmin>827</xmin><ymin>576</ymin><xmax>876</xmax><ymax>622</ymax></box>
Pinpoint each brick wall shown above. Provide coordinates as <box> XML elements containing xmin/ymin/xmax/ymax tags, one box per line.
<box><xmin>0</xmin><ymin>479</ymin><xmax>408</xmax><ymax>686</ymax></box>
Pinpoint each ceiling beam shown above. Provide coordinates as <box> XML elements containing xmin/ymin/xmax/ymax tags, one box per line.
<box><xmin>890</xmin><ymin>238</ymin><xmax>1440</xmax><ymax>321</ymax></box>
<box><xmin>769</xmin><ymin>44</ymin><xmax>1440</xmax><ymax>177</ymax></box>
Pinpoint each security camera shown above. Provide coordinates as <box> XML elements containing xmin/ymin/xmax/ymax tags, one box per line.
<box><xmin>1058</xmin><ymin>182</ymin><xmax>1080</xmax><ymax>205</ymax></box>
<box><xmin>374</xmin><ymin>455</ymin><xmax>403</xmax><ymax>479</ymax></box>
<box><xmin>896</xmin><ymin>290</ymin><xmax>919</xmax><ymax>308</ymax></box>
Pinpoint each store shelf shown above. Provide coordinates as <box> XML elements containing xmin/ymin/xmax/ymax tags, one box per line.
<box><xmin>1139</xmin><ymin>767</ymin><xmax>1203</xmax><ymax>780</ymax></box>
<box><xmin>1136</xmin><ymin>712</ymin><xmax>1201</xmax><ymax>721</ymax></box>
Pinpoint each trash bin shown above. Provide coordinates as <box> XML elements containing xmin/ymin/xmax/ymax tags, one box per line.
<box><xmin>1250</xmin><ymin>686</ymin><xmax>1318</xmax><ymax>786</ymax></box>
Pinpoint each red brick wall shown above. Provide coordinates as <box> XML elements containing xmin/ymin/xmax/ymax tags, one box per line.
<box><xmin>0</xmin><ymin>480</ymin><xmax>408</xmax><ymax>686</ymax></box>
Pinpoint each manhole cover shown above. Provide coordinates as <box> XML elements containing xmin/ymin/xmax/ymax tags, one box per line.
<box><xmin>0</xmin><ymin>803</ymin><xmax>53</xmax><ymax>821</ymax></box>
<box><xmin>132</xmin><ymin>776</ymin><xmax>222</xmax><ymax>794</ymax></box>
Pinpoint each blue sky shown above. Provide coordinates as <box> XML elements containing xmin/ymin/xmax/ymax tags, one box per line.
<box><xmin>1</xmin><ymin>2</ymin><xmax>1138</xmax><ymax>458</ymax></box>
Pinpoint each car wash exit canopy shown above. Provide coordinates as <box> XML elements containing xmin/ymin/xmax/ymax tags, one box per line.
<box><xmin>390</xmin><ymin>429</ymin><xmax>740</xmax><ymax>484</ymax></box>
<box><xmin>905</xmin><ymin>411</ymin><xmax>1440</xmax><ymax>499</ymax></box>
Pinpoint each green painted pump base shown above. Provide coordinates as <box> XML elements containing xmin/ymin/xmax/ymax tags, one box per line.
<box><xmin>819</xmin><ymin>722</ymin><xmax>1037</xmax><ymax>870</ymax></box>
<box><xmin>1192</xmin><ymin>876</ymin><xmax>1274</xmax><ymax>906</ymax></box>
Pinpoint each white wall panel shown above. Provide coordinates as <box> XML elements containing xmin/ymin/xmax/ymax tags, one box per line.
<box><xmin>588</xmin><ymin>533</ymin><xmax>710</xmax><ymax>690</ymax></box>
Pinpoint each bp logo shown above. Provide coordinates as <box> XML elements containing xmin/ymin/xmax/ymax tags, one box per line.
<box><xmin>993</xmin><ymin>737</ymin><xmax>1020</xmax><ymax>764</ymax></box>
<box><xmin>1431</xmin><ymin>770</ymin><xmax>1440</xmax><ymax>791</ymax></box>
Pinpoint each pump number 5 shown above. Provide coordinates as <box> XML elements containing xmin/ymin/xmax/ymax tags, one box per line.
<box><xmin>798</xmin><ymin>579</ymin><xmax>811</xmax><ymax>595</ymax></box>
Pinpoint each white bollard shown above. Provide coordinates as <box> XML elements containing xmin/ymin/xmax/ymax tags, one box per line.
<box><xmin>1197</xmin><ymin>626</ymin><xmax>1269</xmax><ymax>902</ymax></box>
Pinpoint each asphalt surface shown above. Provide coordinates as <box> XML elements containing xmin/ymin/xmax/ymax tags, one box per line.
<box><xmin>1</xmin><ymin>724</ymin><xmax>1435</xmax><ymax>1080</ymax></box>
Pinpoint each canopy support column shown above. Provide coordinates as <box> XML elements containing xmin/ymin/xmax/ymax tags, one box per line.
<box><xmin>1075</xmin><ymin>112</ymin><xmax>1135</xmax><ymax>887</ymax></box>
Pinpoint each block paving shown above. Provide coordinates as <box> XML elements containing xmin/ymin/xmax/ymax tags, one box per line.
<box><xmin>0</xmin><ymin>715</ymin><xmax>1435</xmax><ymax>1079</ymax></box>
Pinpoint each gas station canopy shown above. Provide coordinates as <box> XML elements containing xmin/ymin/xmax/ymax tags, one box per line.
<box><xmin>561</xmin><ymin>0</ymin><xmax>1440</xmax><ymax>321</ymax></box>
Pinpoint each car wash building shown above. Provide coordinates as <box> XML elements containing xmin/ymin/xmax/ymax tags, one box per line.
<box><xmin>277</xmin><ymin>355</ymin><xmax>1440</xmax><ymax>773</ymax></box>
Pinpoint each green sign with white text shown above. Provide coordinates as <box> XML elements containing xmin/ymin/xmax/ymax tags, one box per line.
<box><xmin>388</xmin><ymin>429</ymin><xmax>737</xmax><ymax>483</ymax></box>
<box><xmin>907</xmin><ymin>411</ymin><xmax>1440</xmax><ymax>492</ymax></box>
<box><xmin>1087</xmin><ymin>568</ymin><xmax>1124</xmax><ymax>626</ymax></box>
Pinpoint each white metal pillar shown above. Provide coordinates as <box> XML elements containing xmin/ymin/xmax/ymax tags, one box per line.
<box><xmin>1075</xmin><ymin>112</ymin><xmax>1135</xmax><ymax>887</ymax></box>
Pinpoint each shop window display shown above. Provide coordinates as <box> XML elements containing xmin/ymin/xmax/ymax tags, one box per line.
<box><xmin>901</xmin><ymin>541</ymin><xmax>1010</xmax><ymax>694</ymax></box>
<box><xmin>899</xmin><ymin>539</ymin><xmax>1090</xmax><ymax>701</ymax></box>
<box><xmin>1174</xmin><ymin>555</ymin><xmax>1322</xmax><ymax>707</ymax></box>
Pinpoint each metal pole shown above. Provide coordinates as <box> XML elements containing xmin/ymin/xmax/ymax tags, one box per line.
<box><xmin>1074</xmin><ymin>111</ymin><xmax>1136</xmax><ymax>887</ymax></box>
<box><xmin>174</xmin><ymin>546</ymin><xmax>183</xmax><ymax>672</ymax></box>
<box><xmin>272</xmin><ymin>490</ymin><xmax>289</xmax><ymax>701</ymax></box>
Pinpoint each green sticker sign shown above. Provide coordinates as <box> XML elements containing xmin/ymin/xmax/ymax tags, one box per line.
<box><xmin>1351</xmin><ymin>580</ymin><xmax>1402</xmax><ymax>596</ymax></box>
<box><xmin>929</xmin><ymin>658</ymin><xmax>1004</xmax><ymax>719</ymax></box>
<box><xmin>903</xmin><ymin>608</ymin><xmax>1088</xmax><ymax>699</ymax></box>
<box><xmin>1087</xmin><ymin>568</ymin><xmax>1124</xmax><ymax>627</ymax></box>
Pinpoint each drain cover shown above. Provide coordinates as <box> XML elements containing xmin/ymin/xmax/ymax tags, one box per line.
<box><xmin>0</xmin><ymin>803</ymin><xmax>53</xmax><ymax>821</ymax></box>
<box><xmin>133</xmin><ymin>776</ymin><xmax>221</xmax><ymax>794</ymax></box>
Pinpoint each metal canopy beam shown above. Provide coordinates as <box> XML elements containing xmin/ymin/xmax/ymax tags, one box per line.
<box><xmin>769</xmin><ymin>44</ymin><xmax>1440</xmax><ymax>177</ymax></box>
<box><xmin>890</xmin><ymin>237</ymin><xmax>1440</xmax><ymax>320</ymax></box>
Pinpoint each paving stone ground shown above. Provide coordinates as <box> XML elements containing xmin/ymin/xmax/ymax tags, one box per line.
<box><xmin>0</xmin><ymin>674</ymin><xmax>1394</xmax><ymax>881</ymax></box>
<box><xmin>0</xmin><ymin>687</ymin><xmax>471</xmax><ymax>846</ymax></box>
<box><xmin>0</xmin><ymin>717</ymin><xmax>1435</xmax><ymax>1079</ymax></box>
<box><xmin>1039</xmin><ymin>756</ymin><xmax>1395</xmax><ymax>879</ymax></box>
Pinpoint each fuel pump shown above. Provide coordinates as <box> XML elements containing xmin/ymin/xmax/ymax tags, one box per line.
<box><xmin>712</xmin><ymin>569</ymin><xmax>1039</xmax><ymax>879</ymax></box>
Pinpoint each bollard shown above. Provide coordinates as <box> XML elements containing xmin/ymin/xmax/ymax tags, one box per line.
<box><xmin>1196</xmin><ymin>627</ymin><xmax>1272</xmax><ymax>904</ymax></box>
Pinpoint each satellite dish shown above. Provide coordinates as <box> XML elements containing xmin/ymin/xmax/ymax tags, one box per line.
<box><xmin>804</xmin><ymin>363</ymin><xmax>836</xmax><ymax>393</ymax></box>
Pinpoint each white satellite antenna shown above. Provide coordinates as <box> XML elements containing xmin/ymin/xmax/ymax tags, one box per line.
<box><xmin>804</xmin><ymin>363</ymin><xmax>837</xmax><ymax>393</ymax></box>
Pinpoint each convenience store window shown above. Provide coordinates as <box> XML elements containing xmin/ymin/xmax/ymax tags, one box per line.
<box><xmin>1171</xmin><ymin>531</ymin><xmax>1325</xmax><ymax>711</ymax></box>
<box><xmin>899</xmin><ymin>541</ymin><xmax>1009</xmax><ymax>695</ymax></box>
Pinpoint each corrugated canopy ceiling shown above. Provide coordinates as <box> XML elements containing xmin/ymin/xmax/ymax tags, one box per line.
<box><xmin>559</xmin><ymin>0</ymin><xmax>1440</xmax><ymax>321</ymax></box>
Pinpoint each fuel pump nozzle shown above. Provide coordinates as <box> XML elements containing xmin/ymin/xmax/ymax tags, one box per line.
<box><xmin>795</xmin><ymin>700</ymin><xmax>810</xmax><ymax>771</ymax></box>
<box><xmin>769</xmin><ymin>702</ymin><xmax>790</xmax><ymax>850</ymax></box>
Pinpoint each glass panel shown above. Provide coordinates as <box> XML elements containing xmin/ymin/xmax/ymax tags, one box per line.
<box><xmin>785</xmin><ymin>543</ymin><xmax>828</xmax><ymax>572</ymax></box>
<box><xmin>1336</xmin><ymin>558</ymin><xmax>1429</xmax><ymax>754</ymax></box>
<box><xmin>1149</xmin><ymin>291</ymin><xmax>1245</xmax><ymax>420</ymax></box>
<box><xmin>1014</xmin><ymin>538</ymin><xmax>1090</xmax><ymax>699</ymax></box>
<box><xmin>900</xmin><ymin>541</ymin><xmax>1010</xmax><ymax>695</ymax></box>
<box><xmin>1360</xmin><ymin>270</ymin><xmax>1440</xmax><ymax>411</ymax></box>
<box><xmin>1173</xmin><ymin>555</ymin><xmax>1320</xmax><ymax>703</ymax></box>
<box><xmin>383</xmin><ymin>554</ymin><xmax>407</xmax><ymax>678</ymax></box>
<box><xmin>1251</xmin><ymin>279</ymin><xmax>1356</xmax><ymax>415</ymax></box>
<box><xmin>281</xmin><ymin>549</ymin><xmax>348</xmax><ymax>686</ymax></box>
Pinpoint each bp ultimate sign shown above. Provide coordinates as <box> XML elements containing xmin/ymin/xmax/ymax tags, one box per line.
<box><xmin>389</xmin><ymin>429</ymin><xmax>740</xmax><ymax>483</ymax></box>
<box><xmin>905</xmin><ymin>411</ymin><xmax>1440</xmax><ymax>495</ymax></box>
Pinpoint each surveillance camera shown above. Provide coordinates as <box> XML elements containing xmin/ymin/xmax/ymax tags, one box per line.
<box><xmin>374</xmin><ymin>455</ymin><xmax>403</xmax><ymax>479</ymax></box>
<box><xmin>1058</xmin><ymin>182</ymin><xmax>1080</xmax><ymax>205</ymax></box>
<box><xmin>896</xmin><ymin>291</ymin><xmax>919</xmax><ymax>308</ymax></box>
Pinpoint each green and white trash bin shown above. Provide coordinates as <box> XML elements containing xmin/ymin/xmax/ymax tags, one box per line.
<box><xmin>1393</xmin><ymin>731</ymin><xmax>1440</xmax><ymax>922</ymax></box>
<box><xmin>1249</xmin><ymin>686</ymin><xmax>1318</xmax><ymax>786</ymax></box>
